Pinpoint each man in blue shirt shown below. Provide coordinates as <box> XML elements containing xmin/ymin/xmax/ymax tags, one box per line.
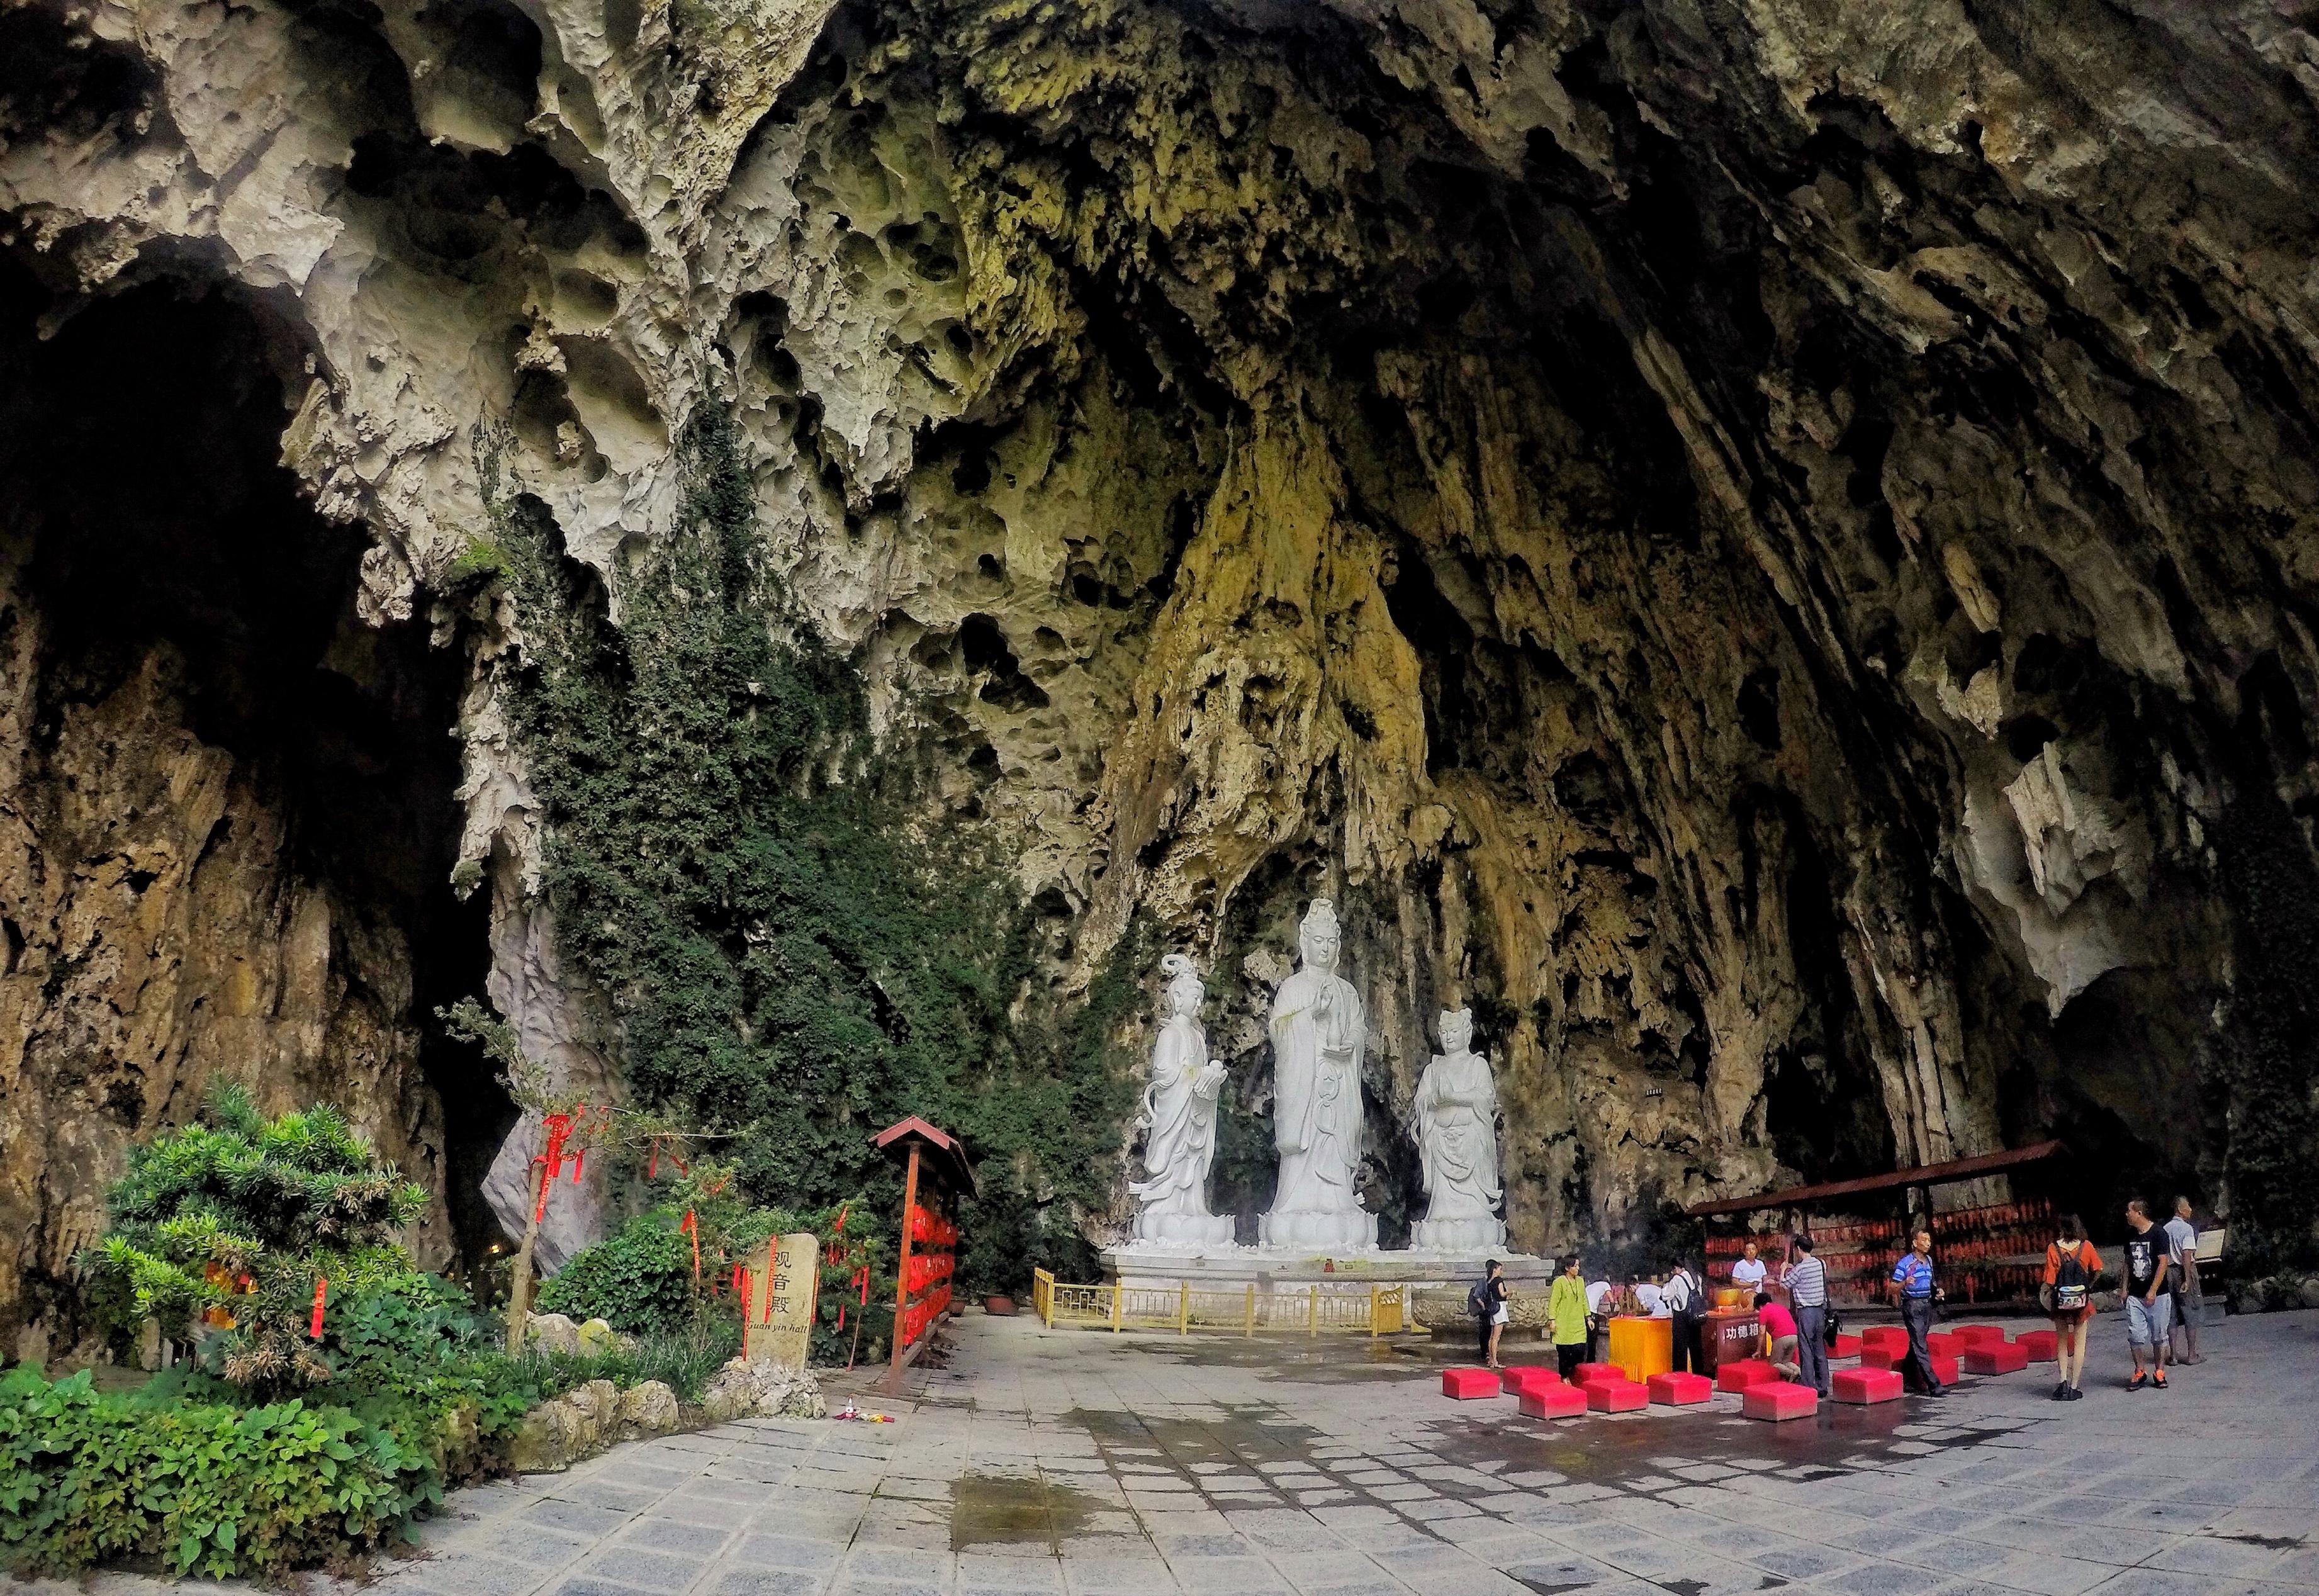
<box><xmin>1890</xmin><ymin>1228</ymin><xmax>1947</xmax><ymax>1396</ymax></box>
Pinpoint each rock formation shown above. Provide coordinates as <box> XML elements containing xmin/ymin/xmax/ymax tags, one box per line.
<box><xmin>6</xmin><ymin>0</ymin><xmax>2318</xmax><ymax>1346</ymax></box>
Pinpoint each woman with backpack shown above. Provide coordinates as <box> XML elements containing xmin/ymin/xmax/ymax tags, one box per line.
<box><xmin>2043</xmin><ymin>1213</ymin><xmax>2100</xmax><ymax>1401</ymax></box>
<box><xmin>1469</xmin><ymin>1260</ymin><xmax>1510</xmax><ymax>1368</ymax></box>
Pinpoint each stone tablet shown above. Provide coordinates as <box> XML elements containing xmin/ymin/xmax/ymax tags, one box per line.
<box><xmin>750</xmin><ymin>1232</ymin><xmax>820</xmax><ymax>1370</ymax></box>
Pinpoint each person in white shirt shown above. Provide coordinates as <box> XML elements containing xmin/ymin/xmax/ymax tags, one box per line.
<box><xmin>2165</xmin><ymin>1197</ymin><xmax>2203</xmax><ymax>1365</ymax></box>
<box><xmin>1730</xmin><ymin>1240</ymin><xmax>1768</xmax><ymax>1293</ymax></box>
<box><xmin>1634</xmin><ymin>1276</ymin><xmax>1665</xmax><ymax>1316</ymax></box>
<box><xmin>1662</xmin><ymin>1262</ymin><xmax>1703</xmax><ymax>1373</ymax></box>
<box><xmin>1583</xmin><ymin>1276</ymin><xmax>1614</xmax><ymax>1359</ymax></box>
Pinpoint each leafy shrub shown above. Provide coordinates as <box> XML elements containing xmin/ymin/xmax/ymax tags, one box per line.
<box><xmin>0</xmin><ymin>1367</ymin><xmax>435</xmax><ymax>1579</ymax></box>
<box><xmin>84</xmin><ymin>1084</ymin><xmax>427</xmax><ymax>1393</ymax></box>
<box><xmin>535</xmin><ymin>1215</ymin><xmax>696</xmax><ymax>1335</ymax></box>
<box><xmin>507</xmin><ymin>1318</ymin><xmax>742</xmax><ymax>1405</ymax></box>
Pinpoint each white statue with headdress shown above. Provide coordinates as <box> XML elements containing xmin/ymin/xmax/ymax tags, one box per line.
<box><xmin>1260</xmin><ymin>898</ymin><xmax>1378</xmax><ymax>1251</ymax></box>
<box><xmin>1128</xmin><ymin>955</ymin><xmax>1236</xmax><ymax>1246</ymax></box>
<box><xmin>1409</xmin><ymin>1006</ymin><xmax>1507</xmax><ymax>1252</ymax></box>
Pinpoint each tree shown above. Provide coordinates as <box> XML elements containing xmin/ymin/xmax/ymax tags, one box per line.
<box><xmin>85</xmin><ymin>1082</ymin><xmax>427</xmax><ymax>1387</ymax></box>
<box><xmin>439</xmin><ymin>999</ymin><xmax>712</xmax><ymax>1350</ymax></box>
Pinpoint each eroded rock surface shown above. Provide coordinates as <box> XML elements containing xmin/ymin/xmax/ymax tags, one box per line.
<box><xmin>5</xmin><ymin>0</ymin><xmax>2318</xmax><ymax>1340</ymax></box>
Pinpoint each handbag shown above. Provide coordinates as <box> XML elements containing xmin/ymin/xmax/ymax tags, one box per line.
<box><xmin>1823</xmin><ymin>1307</ymin><xmax>1842</xmax><ymax>1347</ymax></box>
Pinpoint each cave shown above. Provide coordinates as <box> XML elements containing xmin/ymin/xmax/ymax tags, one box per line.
<box><xmin>0</xmin><ymin>262</ymin><xmax>508</xmax><ymax>1355</ymax></box>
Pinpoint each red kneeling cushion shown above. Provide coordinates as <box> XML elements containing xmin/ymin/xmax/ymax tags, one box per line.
<box><xmin>1520</xmin><ymin>1383</ymin><xmax>1588</xmax><ymax>1419</ymax></box>
<box><xmin>1573</xmin><ymin>1362</ymin><xmax>1623</xmax><ymax>1386</ymax></box>
<box><xmin>1501</xmin><ymin>1364</ymin><xmax>1559</xmax><ymax>1394</ymax></box>
<box><xmin>1963</xmin><ymin>1340</ymin><xmax>2030</xmax><ymax>1374</ymax></box>
<box><xmin>1861</xmin><ymin>1346</ymin><xmax>1899</xmax><ymax>1370</ymax></box>
<box><xmin>1715</xmin><ymin>1358</ymin><xmax>1777</xmax><ymax>1392</ymax></box>
<box><xmin>1743</xmin><ymin>1380</ymin><xmax>1820</xmax><ymax>1420</ymax></box>
<box><xmin>1586</xmin><ymin>1378</ymin><xmax>1649</xmax><ymax>1412</ymax></box>
<box><xmin>1442</xmin><ymin>1368</ymin><xmax>1501</xmax><ymax>1399</ymax></box>
<box><xmin>1831</xmin><ymin>1366</ymin><xmax>1902</xmax><ymax>1404</ymax></box>
<box><xmin>1860</xmin><ymin>1325</ymin><xmax>1909</xmax><ymax>1354</ymax></box>
<box><xmin>1950</xmin><ymin>1323</ymin><xmax>2006</xmax><ymax>1346</ymax></box>
<box><xmin>1925</xmin><ymin>1332</ymin><xmax>1965</xmax><ymax>1357</ymax></box>
<box><xmin>2016</xmin><ymin>1329</ymin><xmax>2058</xmax><ymax>1361</ymax></box>
<box><xmin>1830</xmin><ymin>1333</ymin><xmax>1863</xmax><ymax>1358</ymax></box>
<box><xmin>1647</xmin><ymin>1371</ymin><xmax>1713</xmax><ymax>1406</ymax></box>
<box><xmin>1931</xmin><ymin>1352</ymin><xmax>1960</xmax><ymax>1384</ymax></box>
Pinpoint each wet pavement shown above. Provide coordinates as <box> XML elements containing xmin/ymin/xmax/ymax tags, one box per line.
<box><xmin>27</xmin><ymin>1308</ymin><xmax>2319</xmax><ymax>1596</ymax></box>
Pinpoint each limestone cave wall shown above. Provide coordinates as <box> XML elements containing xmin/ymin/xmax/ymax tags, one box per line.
<box><xmin>3</xmin><ymin>0</ymin><xmax>2317</xmax><ymax>1339</ymax></box>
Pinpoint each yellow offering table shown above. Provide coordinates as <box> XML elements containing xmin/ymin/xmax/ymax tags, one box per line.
<box><xmin>1607</xmin><ymin>1315</ymin><xmax>1673</xmax><ymax>1383</ymax></box>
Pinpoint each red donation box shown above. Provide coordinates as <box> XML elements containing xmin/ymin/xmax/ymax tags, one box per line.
<box><xmin>872</xmin><ymin>1115</ymin><xmax>977</xmax><ymax>1396</ymax></box>
<box><xmin>1697</xmin><ymin>1306</ymin><xmax>1763</xmax><ymax>1373</ymax></box>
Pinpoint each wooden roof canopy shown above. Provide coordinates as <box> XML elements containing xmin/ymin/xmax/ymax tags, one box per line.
<box><xmin>1684</xmin><ymin>1140</ymin><xmax>2065</xmax><ymax>1218</ymax></box>
<box><xmin>870</xmin><ymin>1115</ymin><xmax>978</xmax><ymax>1198</ymax></box>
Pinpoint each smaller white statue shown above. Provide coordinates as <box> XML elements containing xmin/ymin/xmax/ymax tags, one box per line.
<box><xmin>1409</xmin><ymin>1006</ymin><xmax>1507</xmax><ymax>1252</ymax></box>
<box><xmin>1128</xmin><ymin>955</ymin><xmax>1236</xmax><ymax>1246</ymax></box>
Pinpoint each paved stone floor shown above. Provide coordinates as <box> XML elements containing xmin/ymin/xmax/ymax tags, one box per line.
<box><xmin>28</xmin><ymin>1308</ymin><xmax>2319</xmax><ymax>1595</ymax></box>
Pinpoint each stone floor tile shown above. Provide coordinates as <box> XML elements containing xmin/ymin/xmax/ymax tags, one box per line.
<box><xmin>544</xmin><ymin>1578</ymin><xmax>662</xmax><ymax>1596</ymax></box>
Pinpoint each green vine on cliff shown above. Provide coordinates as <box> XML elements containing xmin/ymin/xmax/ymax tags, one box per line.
<box><xmin>469</xmin><ymin>409</ymin><xmax>1132</xmax><ymax>1290</ymax></box>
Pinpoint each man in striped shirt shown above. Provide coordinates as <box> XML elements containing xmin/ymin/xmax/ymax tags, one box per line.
<box><xmin>1783</xmin><ymin>1235</ymin><xmax>1830</xmax><ymax>1397</ymax></box>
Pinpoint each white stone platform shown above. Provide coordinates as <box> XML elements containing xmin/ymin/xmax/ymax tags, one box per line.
<box><xmin>1101</xmin><ymin>1244</ymin><xmax>1550</xmax><ymax>1296</ymax></box>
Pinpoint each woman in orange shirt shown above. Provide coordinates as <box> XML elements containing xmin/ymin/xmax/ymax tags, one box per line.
<box><xmin>2043</xmin><ymin>1213</ymin><xmax>2101</xmax><ymax>1401</ymax></box>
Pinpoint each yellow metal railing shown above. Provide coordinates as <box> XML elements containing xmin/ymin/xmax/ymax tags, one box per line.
<box><xmin>1032</xmin><ymin>1273</ymin><xmax>1407</xmax><ymax>1337</ymax></box>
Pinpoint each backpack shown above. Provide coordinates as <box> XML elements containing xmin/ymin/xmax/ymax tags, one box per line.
<box><xmin>1468</xmin><ymin>1279</ymin><xmax>1494</xmax><ymax>1317</ymax></box>
<box><xmin>2043</xmin><ymin>1242</ymin><xmax>2092</xmax><ymax>1313</ymax></box>
<box><xmin>1666</xmin><ymin>1269</ymin><xmax>1699</xmax><ymax>1321</ymax></box>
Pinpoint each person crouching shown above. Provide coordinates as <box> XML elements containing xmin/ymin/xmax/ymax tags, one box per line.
<box><xmin>1757</xmin><ymin>1292</ymin><xmax>1804</xmax><ymax>1386</ymax></box>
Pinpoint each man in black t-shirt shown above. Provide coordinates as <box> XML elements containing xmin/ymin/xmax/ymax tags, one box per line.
<box><xmin>2121</xmin><ymin>1199</ymin><xmax>2171</xmax><ymax>1391</ymax></box>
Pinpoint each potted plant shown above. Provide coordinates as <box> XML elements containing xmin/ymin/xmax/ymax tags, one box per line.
<box><xmin>984</xmin><ymin>1293</ymin><xmax>1017</xmax><ymax>1316</ymax></box>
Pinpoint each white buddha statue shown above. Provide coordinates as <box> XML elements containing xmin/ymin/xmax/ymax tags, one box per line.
<box><xmin>1409</xmin><ymin>1006</ymin><xmax>1507</xmax><ymax>1252</ymax></box>
<box><xmin>1128</xmin><ymin>955</ymin><xmax>1235</xmax><ymax>1246</ymax></box>
<box><xmin>1259</xmin><ymin>898</ymin><xmax>1377</xmax><ymax>1252</ymax></box>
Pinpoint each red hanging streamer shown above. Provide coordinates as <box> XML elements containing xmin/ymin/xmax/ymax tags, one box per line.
<box><xmin>682</xmin><ymin>1210</ymin><xmax>700</xmax><ymax>1282</ymax></box>
<box><xmin>531</xmin><ymin>1106</ymin><xmax>587</xmax><ymax>1222</ymax></box>
<box><xmin>309</xmin><ymin>1277</ymin><xmax>328</xmax><ymax>1339</ymax></box>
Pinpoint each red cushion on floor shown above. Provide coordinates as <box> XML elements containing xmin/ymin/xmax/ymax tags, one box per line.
<box><xmin>1519</xmin><ymin>1383</ymin><xmax>1588</xmax><ymax>1419</ymax></box>
<box><xmin>1861</xmin><ymin>1346</ymin><xmax>1899</xmax><ymax>1370</ymax></box>
<box><xmin>1830</xmin><ymin>1333</ymin><xmax>1863</xmax><ymax>1357</ymax></box>
<box><xmin>1860</xmin><ymin>1325</ymin><xmax>1909</xmax><ymax>1354</ymax></box>
<box><xmin>1743</xmin><ymin>1380</ymin><xmax>1820</xmax><ymax>1420</ymax></box>
<box><xmin>1831</xmin><ymin>1366</ymin><xmax>1902</xmax><ymax>1404</ymax></box>
<box><xmin>1950</xmin><ymin>1323</ymin><xmax>2006</xmax><ymax>1346</ymax></box>
<box><xmin>1586</xmin><ymin>1378</ymin><xmax>1649</xmax><ymax>1412</ymax></box>
<box><xmin>1442</xmin><ymin>1367</ymin><xmax>1501</xmax><ymax>1398</ymax></box>
<box><xmin>1925</xmin><ymin>1332</ymin><xmax>1965</xmax><ymax>1357</ymax></box>
<box><xmin>1715</xmin><ymin>1358</ymin><xmax>1777</xmax><ymax>1392</ymax></box>
<box><xmin>1931</xmin><ymin>1352</ymin><xmax>1960</xmax><ymax>1385</ymax></box>
<box><xmin>1963</xmin><ymin>1340</ymin><xmax>2030</xmax><ymax>1374</ymax></box>
<box><xmin>1573</xmin><ymin>1362</ymin><xmax>1624</xmax><ymax>1385</ymax></box>
<box><xmin>2016</xmin><ymin>1329</ymin><xmax>2058</xmax><ymax>1361</ymax></box>
<box><xmin>1500</xmin><ymin>1364</ymin><xmax>1559</xmax><ymax>1394</ymax></box>
<box><xmin>1647</xmin><ymin>1371</ymin><xmax>1713</xmax><ymax>1405</ymax></box>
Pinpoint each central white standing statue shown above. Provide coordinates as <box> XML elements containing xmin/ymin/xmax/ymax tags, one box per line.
<box><xmin>1261</xmin><ymin>898</ymin><xmax>1378</xmax><ymax>1251</ymax></box>
<box><xmin>1128</xmin><ymin>955</ymin><xmax>1235</xmax><ymax>1245</ymax></box>
<box><xmin>1409</xmin><ymin>1006</ymin><xmax>1507</xmax><ymax>1252</ymax></box>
